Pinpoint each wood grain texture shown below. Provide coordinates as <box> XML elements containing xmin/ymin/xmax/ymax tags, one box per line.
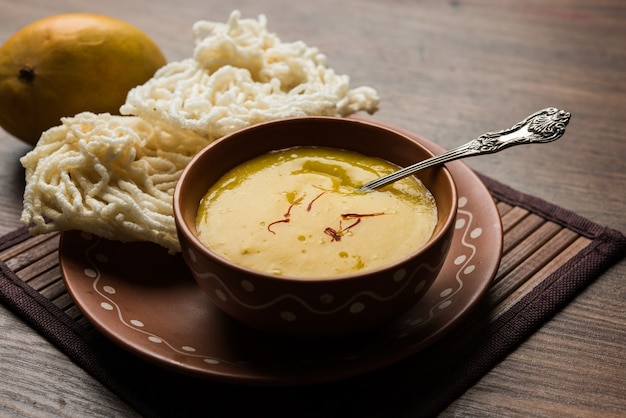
<box><xmin>0</xmin><ymin>0</ymin><xmax>624</xmax><ymax>416</ymax></box>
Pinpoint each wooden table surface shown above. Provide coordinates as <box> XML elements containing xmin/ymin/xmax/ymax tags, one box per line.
<box><xmin>1</xmin><ymin>0</ymin><xmax>624</xmax><ymax>416</ymax></box>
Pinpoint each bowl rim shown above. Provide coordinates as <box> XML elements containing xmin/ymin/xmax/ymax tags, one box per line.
<box><xmin>173</xmin><ymin>116</ymin><xmax>458</xmax><ymax>284</ymax></box>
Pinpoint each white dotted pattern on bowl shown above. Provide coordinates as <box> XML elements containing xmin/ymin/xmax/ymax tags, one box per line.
<box><xmin>186</xmin><ymin>256</ymin><xmax>441</xmax><ymax>321</ymax></box>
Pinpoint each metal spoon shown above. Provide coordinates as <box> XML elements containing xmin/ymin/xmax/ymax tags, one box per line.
<box><xmin>358</xmin><ymin>107</ymin><xmax>571</xmax><ymax>192</ymax></box>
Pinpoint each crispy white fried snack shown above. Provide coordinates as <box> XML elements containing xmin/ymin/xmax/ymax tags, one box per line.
<box><xmin>20</xmin><ymin>112</ymin><xmax>209</xmax><ymax>253</ymax></box>
<box><xmin>21</xmin><ymin>11</ymin><xmax>380</xmax><ymax>253</ymax></box>
<box><xmin>120</xmin><ymin>10</ymin><xmax>379</xmax><ymax>141</ymax></box>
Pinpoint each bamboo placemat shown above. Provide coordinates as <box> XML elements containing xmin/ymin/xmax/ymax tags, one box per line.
<box><xmin>1</xmin><ymin>174</ymin><xmax>625</xmax><ymax>417</ymax></box>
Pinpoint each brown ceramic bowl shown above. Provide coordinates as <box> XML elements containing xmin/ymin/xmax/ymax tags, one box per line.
<box><xmin>174</xmin><ymin>117</ymin><xmax>457</xmax><ymax>338</ymax></box>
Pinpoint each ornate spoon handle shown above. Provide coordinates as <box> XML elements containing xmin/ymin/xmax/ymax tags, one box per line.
<box><xmin>358</xmin><ymin>107</ymin><xmax>571</xmax><ymax>192</ymax></box>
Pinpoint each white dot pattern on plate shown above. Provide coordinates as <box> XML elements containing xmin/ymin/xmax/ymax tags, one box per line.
<box><xmin>438</xmin><ymin>300</ymin><xmax>453</xmax><ymax>310</ymax></box>
<box><xmin>84</xmin><ymin>268</ymin><xmax>97</xmax><ymax>278</ymax></box>
<box><xmin>397</xmin><ymin>194</ymin><xmax>482</xmax><ymax>332</ymax></box>
<box><xmin>78</xmin><ymin>234</ymin><xmax>236</xmax><ymax>367</ymax></box>
<box><xmin>71</xmin><ymin>188</ymin><xmax>491</xmax><ymax>374</ymax></box>
<box><xmin>464</xmin><ymin>265</ymin><xmax>476</xmax><ymax>274</ymax></box>
<box><xmin>454</xmin><ymin>255</ymin><xmax>467</xmax><ymax>265</ymax></box>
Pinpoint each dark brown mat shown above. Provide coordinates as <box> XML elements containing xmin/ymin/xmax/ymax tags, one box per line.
<box><xmin>1</xmin><ymin>174</ymin><xmax>625</xmax><ymax>417</ymax></box>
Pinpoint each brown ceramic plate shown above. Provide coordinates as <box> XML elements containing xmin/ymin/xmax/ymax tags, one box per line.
<box><xmin>60</xmin><ymin>122</ymin><xmax>502</xmax><ymax>386</ymax></box>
